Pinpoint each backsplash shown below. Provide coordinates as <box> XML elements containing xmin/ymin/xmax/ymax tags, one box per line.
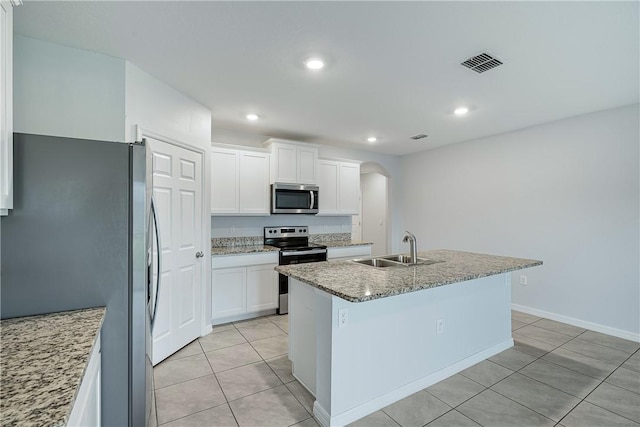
<box><xmin>309</xmin><ymin>233</ymin><xmax>352</xmax><ymax>244</ymax></box>
<box><xmin>211</xmin><ymin>215</ymin><xmax>352</xmax><ymax>238</ymax></box>
<box><xmin>211</xmin><ymin>236</ymin><xmax>263</xmax><ymax>248</ymax></box>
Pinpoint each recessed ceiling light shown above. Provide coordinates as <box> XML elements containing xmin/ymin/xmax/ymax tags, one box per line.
<box><xmin>246</xmin><ymin>113</ymin><xmax>259</xmax><ymax>121</ymax></box>
<box><xmin>305</xmin><ymin>58</ymin><xmax>325</xmax><ymax>70</ymax></box>
<box><xmin>367</xmin><ymin>137</ymin><xmax>377</xmax><ymax>143</ymax></box>
<box><xmin>454</xmin><ymin>107</ymin><xmax>469</xmax><ymax>116</ymax></box>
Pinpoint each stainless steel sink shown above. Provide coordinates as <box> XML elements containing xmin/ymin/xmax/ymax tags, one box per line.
<box><xmin>379</xmin><ymin>254</ymin><xmax>418</xmax><ymax>263</ymax></box>
<box><xmin>352</xmin><ymin>258</ymin><xmax>402</xmax><ymax>268</ymax></box>
<box><xmin>352</xmin><ymin>254</ymin><xmax>443</xmax><ymax>268</ymax></box>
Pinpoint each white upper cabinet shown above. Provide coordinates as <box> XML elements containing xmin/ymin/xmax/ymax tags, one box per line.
<box><xmin>296</xmin><ymin>146</ymin><xmax>318</xmax><ymax>184</ymax></box>
<box><xmin>318</xmin><ymin>160</ymin><xmax>339</xmax><ymax>214</ymax></box>
<box><xmin>0</xmin><ymin>1</ymin><xmax>13</xmax><ymax>216</ymax></box>
<box><xmin>210</xmin><ymin>145</ymin><xmax>270</xmax><ymax>215</ymax></box>
<box><xmin>239</xmin><ymin>151</ymin><xmax>270</xmax><ymax>215</ymax></box>
<box><xmin>264</xmin><ymin>139</ymin><xmax>318</xmax><ymax>184</ymax></box>
<box><xmin>318</xmin><ymin>159</ymin><xmax>360</xmax><ymax>215</ymax></box>
<box><xmin>210</xmin><ymin>148</ymin><xmax>239</xmax><ymax>214</ymax></box>
<box><xmin>338</xmin><ymin>162</ymin><xmax>360</xmax><ymax>214</ymax></box>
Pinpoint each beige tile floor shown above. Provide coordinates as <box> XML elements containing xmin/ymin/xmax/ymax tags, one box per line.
<box><xmin>153</xmin><ymin>311</ymin><xmax>640</xmax><ymax>427</ymax></box>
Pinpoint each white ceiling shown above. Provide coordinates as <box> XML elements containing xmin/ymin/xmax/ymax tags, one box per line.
<box><xmin>13</xmin><ymin>1</ymin><xmax>639</xmax><ymax>156</ymax></box>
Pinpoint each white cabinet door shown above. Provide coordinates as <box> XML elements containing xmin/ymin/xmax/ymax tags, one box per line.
<box><xmin>318</xmin><ymin>160</ymin><xmax>339</xmax><ymax>214</ymax></box>
<box><xmin>318</xmin><ymin>160</ymin><xmax>360</xmax><ymax>215</ymax></box>
<box><xmin>239</xmin><ymin>152</ymin><xmax>269</xmax><ymax>214</ymax></box>
<box><xmin>210</xmin><ymin>148</ymin><xmax>239</xmax><ymax>214</ymax></box>
<box><xmin>297</xmin><ymin>146</ymin><xmax>318</xmax><ymax>184</ymax></box>
<box><xmin>338</xmin><ymin>162</ymin><xmax>360</xmax><ymax>214</ymax></box>
<box><xmin>246</xmin><ymin>264</ymin><xmax>278</xmax><ymax>313</ymax></box>
<box><xmin>0</xmin><ymin>1</ymin><xmax>13</xmax><ymax>216</ymax></box>
<box><xmin>212</xmin><ymin>267</ymin><xmax>247</xmax><ymax>319</ymax></box>
<box><xmin>271</xmin><ymin>143</ymin><xmax>297</xmax><ymax>183</ymax></box>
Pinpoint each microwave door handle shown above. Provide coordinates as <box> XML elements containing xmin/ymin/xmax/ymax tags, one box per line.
<box><xmin>310</xmin><ymin>190</ymin><xmax>315</xmax><ymax>209</ymax></box>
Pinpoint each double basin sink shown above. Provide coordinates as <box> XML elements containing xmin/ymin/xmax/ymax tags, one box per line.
<box><xmin>352</xmin><ymin>254</ymin><xmax>442</xmax><ymax>268</ymax></box>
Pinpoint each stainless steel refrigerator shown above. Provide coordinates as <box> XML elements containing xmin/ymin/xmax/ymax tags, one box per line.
<box><xmin>1</xmin><ymin>133</ymin><xmax>158</xmax><ymax>427</ymax></box>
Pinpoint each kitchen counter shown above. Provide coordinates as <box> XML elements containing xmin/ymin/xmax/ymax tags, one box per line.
<box><xmin>211</xmin><ymin>245</ymin><xmax>279</xmax><ymax>256</ymax></box>
<box><xmin>276</xmin><ymin>249</ymin><xmax>542</xmax><ymax>302</ymax></box>
<box><xmin>0</xmin><ymin>307</ymin><xmax>106</xmax><ymax>426</ymax></box>
<box><xmin>210</xmin><ymin>240</ymin><xmax>372</xmax><ymax>256</ymax></box>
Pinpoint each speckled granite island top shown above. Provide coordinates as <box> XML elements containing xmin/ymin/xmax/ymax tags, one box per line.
<box><xmin>276</xmin><ymin>249</ymin><xmax>542</xmax><ymax>302</ymax></box>
<box><xmin>1</xmin><ymin>307</ymin><xmax>106</xmax><ymax>427</ymax></box>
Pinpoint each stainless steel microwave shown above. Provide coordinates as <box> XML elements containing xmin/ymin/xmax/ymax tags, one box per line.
<box><xmin>271</xmin><ymin>183</ymin><xmax>319</xmax><ymax>214</ymax></box>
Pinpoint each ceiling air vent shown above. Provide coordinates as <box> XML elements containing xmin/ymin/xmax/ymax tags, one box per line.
<box><xmin>461</xmin><ymin>52</ymin><xmax>503</xmax><ymax>73</ymax></box>
<box><xmin>410</xmin><ymin>134</ymin><xmax>428</xmax><ymax>140</ymax></box>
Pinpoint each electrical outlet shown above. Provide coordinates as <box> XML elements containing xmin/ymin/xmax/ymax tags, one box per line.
<box><xmin>437</xmin><ymin>319</ymin><xmax>444</xmax><ymax>335</ymax></box>
<box><xmin>230</xmin><ymin>226</ymin><xmax>236</xmax><ymax>235</ymax></box>
<box><xmin>520</xmin><ymin>275</ymin><xmax>528</xmax><ymax>286</ymax></box>
<box><xmin>338</xmin><ymin>308</ymin><xmax>349</xmax><ymax>328</ymax></box>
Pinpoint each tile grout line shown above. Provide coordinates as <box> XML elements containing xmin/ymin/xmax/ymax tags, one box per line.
<box><xmin>200</xmin><ymin>325</ymin><xmax>242</xmax><ymax>427</ymax></box>
<box><xmin>501</xmin><ymin>332</ymin><xmax>640</xmax><ymax>426</ymax></box>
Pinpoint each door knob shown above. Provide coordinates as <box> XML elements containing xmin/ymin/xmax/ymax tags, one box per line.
<box><xmin>196</xmin><ymin>251</ymin><xmax>204</xmax><ymax>258</ymax></box>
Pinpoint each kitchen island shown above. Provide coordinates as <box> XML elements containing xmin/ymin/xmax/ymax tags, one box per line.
<box><xmin>276</xmin><ymin>249</ymin><xmax>542</xmax><ymax>427</ymax></box>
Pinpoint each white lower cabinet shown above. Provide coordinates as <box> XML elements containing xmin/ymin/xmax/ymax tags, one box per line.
<box><xmin>246</xmin><ymin>264</ymin><xmax>278</xmax><ymax>313</ymax></box>
<box><xmin>211</xmin><ymin>267</ymin><xmax>247</xmax><ymax>319</ymax></box>
<box><xmin>67</xmin><ymin>332</ymin><xmax>101</xmax><ymax>427</ymax></box>
<box><xmin>211</xmin><ymin>252</ymin><xmax>279</xmax><ymax>323</ymax></box>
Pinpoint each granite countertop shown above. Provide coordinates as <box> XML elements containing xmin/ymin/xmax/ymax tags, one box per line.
<box><xmin>211</xmin><ymin>245</ymin><xmax>280</xmax><ymax>256</ymax></box>
<box><xmin>210</xmin><ymin>241</ymin><xmax>372</xmax><ymax>256</ymax></box>
<box><xmin>276</xmin><ymin>249</ymin><xmax>542</xmax><ymax>303</ymax></box>
<box><xmin>1</xmin><ymin>307</ymin><xmax>106</xmax><ymax>426</ymax></box>
<box><xmin>317</xmin><ymin>240</ymin><xmax>373</xmax><ymax>248</ymax></box>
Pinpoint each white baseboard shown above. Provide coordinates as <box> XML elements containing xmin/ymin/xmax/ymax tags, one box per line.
<box><xmin>313</xmin><ymin>339</ymin><xmax>513</xmax><ymax>427</ymax></box>
<box><xmin>512</xmin><ymin>303</ymin><xmax>640</xmax><ymax>343</ymax></box>
<box><xmin>210</xmin><ymin>309</ymin><xmax>277</xmax><ymax>326</ymax></box>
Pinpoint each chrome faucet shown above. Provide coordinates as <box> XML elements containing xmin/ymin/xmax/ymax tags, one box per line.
<box><xmin>402</xmin><ymin>231</ymin><xmax>418</xmax><ymax>264</ymax></box>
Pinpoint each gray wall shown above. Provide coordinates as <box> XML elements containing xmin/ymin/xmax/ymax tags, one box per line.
<box><xmin>399</xmin><ymin>104</ymin><xmax>639</xmax><ymax>337</ymax></box>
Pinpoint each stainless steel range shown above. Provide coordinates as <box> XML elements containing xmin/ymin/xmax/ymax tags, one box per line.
<box><xmin>264</xmin><ymin>226</ymin><xmax>327</xmax><ymax>314</ymax></box>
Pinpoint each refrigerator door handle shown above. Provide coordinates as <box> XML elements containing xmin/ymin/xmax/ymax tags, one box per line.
<box><xmin>151</xmin><ymin>197</ymin><xmax>162</xmax><ymax>331</ymax></box>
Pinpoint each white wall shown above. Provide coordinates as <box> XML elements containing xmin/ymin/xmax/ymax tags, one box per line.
<box><xmin>13</xmin><ymin>35</ymin><xmax>126</xmax><ymax>141</ymax></box>
<box><xmin>399</xmin><ymin>105</ymin><xmax>640</xmax><ymax>338</ymax></box>
<box><xmin>125</xmin><ymin>63</ymin><xmax>211</xmax><ymax>147</ymax></box>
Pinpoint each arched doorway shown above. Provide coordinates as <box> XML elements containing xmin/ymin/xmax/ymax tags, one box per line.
<box><xmin>359</xmin><ymin>162</ymin><xmax>391</xmax><ymax>257</ymax></box>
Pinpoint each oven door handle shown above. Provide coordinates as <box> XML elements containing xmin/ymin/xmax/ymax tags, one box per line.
<box><xmin>281</xmin><ymin>249</ymin><xmax>327</xmax><ymax>256</ymax></box>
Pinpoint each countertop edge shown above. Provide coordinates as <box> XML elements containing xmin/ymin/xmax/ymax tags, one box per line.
<box><xmin>276</xmin><ymin>250</ymin><xmax>543</xmax><ymax>302</ymax></box>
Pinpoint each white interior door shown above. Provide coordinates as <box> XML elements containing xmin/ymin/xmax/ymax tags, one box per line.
<box><xmin>149</xmin><ymin>137</ymin><xmax>203</xmax><ymax>365</ymax></box>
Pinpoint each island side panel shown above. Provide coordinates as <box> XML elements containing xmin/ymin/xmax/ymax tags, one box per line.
<box><xmin>325</xmin><ymin>274</ymin><xmax>512</xmax><ymax>425</ymax></box>
<box><xmin>289</xmin><ymin>278</ymin><xmax>318</xmax><ymax>395</ymax></box>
